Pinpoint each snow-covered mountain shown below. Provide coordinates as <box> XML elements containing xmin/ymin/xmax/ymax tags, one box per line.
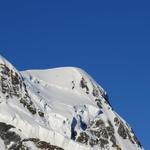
<box><xmin>0</xmin><ymin>55</ymin><xmax>143</xmax><ymax>150</ymax></box>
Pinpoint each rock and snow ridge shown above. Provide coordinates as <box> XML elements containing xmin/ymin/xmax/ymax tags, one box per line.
<box><xmin>0</xmin><ymin>55</ymin><xmax>143</xmax><ymax>150</ymax></box>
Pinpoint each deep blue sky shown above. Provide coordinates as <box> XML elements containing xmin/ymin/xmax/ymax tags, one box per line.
<box><xmin>0</xmin><ymin>1</ymin><xmax>149</xmax><ymax>149</ymax></box>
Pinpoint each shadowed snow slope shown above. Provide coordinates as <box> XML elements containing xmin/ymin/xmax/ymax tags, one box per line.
<box><xmin>0</xmin><ymin>55</ymin><xmax>143</xmax><ymax>150</ymax></box>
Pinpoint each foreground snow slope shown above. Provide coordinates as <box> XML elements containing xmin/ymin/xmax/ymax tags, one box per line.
<box><xmin>0</xmin><ymin>55</ymin><xmax>143</xmax><ymax>150</ymax></box>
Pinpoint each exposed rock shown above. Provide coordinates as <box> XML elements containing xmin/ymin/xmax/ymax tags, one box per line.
<box><xmin>95</xmin><ymin>99</ymin><xmax>103</xmax><ymax>108</ymax></box>
<box><xmin>0</xmin><ymin>63</ymin><xmax>44</xmax><ymax>117</ymax></box>
<box><xmin>0</xmin><ymin>122</ymin><xmax>21</xmax><ymax>149</ymax></box>
<box><xmin>76</xmin><ymin>132</ymin><xmax>89</xmax><ymax>144</ymax></box>
<box><xmin>114</xmin><ymin>117</ymin><xmax>142</xmax><ymax>148</ymax></box>
<box><xmin>38</xmin><ymin>111</ymin><xmax>44</xmax><ymax>117</ymax></box>
<box><xmin>80</xmin><ymin>77</ymin><xmax>89</xmax><ymax>94</ymax></box>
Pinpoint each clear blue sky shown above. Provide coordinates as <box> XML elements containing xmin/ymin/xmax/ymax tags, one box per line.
<box><xmin>0</xmin><ymin>1</ymin><xmax>149</xmax><ymax>149</ymax></box>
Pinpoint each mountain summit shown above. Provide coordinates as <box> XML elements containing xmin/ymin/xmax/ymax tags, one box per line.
<box><xmin>0</xmin><ymin>55</ymin><xmax>143</xmax><ymax>150</ymax></box>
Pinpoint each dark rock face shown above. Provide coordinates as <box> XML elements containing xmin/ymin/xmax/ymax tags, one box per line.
<box><xmin>0</xmin><ymin>122</ymin><xmax>21</xmax><ymax>149</ymax></box>
<box><xmin>0</xmin><ymin>64</ymin><xmax>22</xmax><ymax>98</ymax></box>
<box><xmin>76</xmin><ymin>132</ymin><xmax>89</xmax><ymax>144</ymax></box>
<box><xmin>0</xmin><ymin>63</ymin><xmax>44</xmax><ymax>116</ymax></box>
<box><xmin>75</xmin><ymin>119</ymin><xmax>117</xmax><ymax>149</ymax></box>
<box><xmin>114</xmin><ymin>117</ymin><xmax>142</xmax><ymax>148</ymax></box>
<box><xmin>80</xmin><ymin>77</ymin><xmax>89</xmax><ymax>94</ymax></box>
<box><xmin>92</xmin><ymin>84</ymin><xmax>99</xmax><ymax>97</ymax></box>
<box><xmin>74</xmin><ymin>117</ymin><xmax>127</xmax><ymax>150</ymax></box>
<box><xmin>95</xmin><ymin>99</ymin><xmax>103</xmax><ymax>108</ymax></box>
<box><xmin>75</xmin><ymin>77</ymin><xmax>142</xmax><ymax>149</ymax></box>
<box><xmin>11</xmin><ymin>138</ymin><xmax>64</xmax><ymax>150</ymax></box>
<box><xmin>38</xmin><ymin>111</ymin><xmax>44</xmax><ymax>117</ymax></box>
<box><xmin>0</xmin><ymin>122</ymin><xmax>64</xmax><ymax>150</ymax></box>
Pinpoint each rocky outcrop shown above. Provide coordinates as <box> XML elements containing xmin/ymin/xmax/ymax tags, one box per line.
<box><xmin>114</xmin><ymin>117</ymin><xmax>142</xmax><ymax>148</ymax></box>
<box><xmin>0</xmin><ymin>122</ymin><xmax>63</xmax><ymax>150</ymax></box>
<box><xmin>0</xmin><ymin>63</ymin><xmax>44</xmax><ymax>117</ymax></box>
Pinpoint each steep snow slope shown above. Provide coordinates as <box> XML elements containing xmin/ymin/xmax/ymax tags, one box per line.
<box><xmin>0</xmin><ymin>55</ymin><xmax>143</xmax><ymax>150</ymax></box>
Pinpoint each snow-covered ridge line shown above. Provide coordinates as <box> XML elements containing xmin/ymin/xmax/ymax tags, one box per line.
<box><xmin>21</xmin><ymin>67</ymin><xmax>105</xmax><ymax>95</ymax></box>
